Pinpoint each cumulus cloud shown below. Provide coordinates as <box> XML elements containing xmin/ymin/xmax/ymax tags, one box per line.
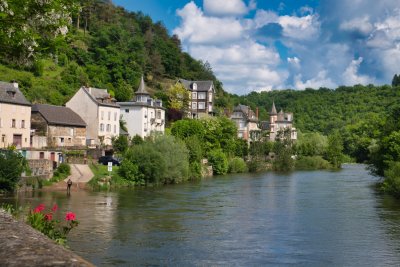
<box><xmin>173</xmin><ymin>0</ymin><xmax>400</xmax><ymax>94</ymax></box>
<box><xmin>203</xmin><ymin>0</ymin><xmax>254</xmax><ymax>17</ymax></box>
<box><xmin>342</xmin><ymin>57</ymin><xmax>374</xmax><ymax>85</ymax></box>
<box><xmin>174</xmin><ymin>2</ymin><xmax>244</xmax><ymax>45</ymax></box>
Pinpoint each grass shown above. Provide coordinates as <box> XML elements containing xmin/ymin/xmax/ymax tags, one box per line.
<box><xmin>88</xmin><ymin>163</ymin><xmax>135</xmax><ymax>190</ymax></box>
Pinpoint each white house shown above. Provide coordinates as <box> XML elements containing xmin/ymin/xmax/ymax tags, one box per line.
<box><xmin>66</xmin><ymin>87</ymin><xmax>120</xmax><ymax>146</ymax></box>
<box><xmin>0</xmin><ymin>81</ymin><xmax>31</xmax><ymax>149</ymax></box>
<box><xmin>118</xmin><ymin>76</ymin><xmax>165</xmax><ymax>138</ymax></box>
<box><xmin>263</xmin><ymin>102</ymin><xmax>297</xmax><ymax>141</ymax></box>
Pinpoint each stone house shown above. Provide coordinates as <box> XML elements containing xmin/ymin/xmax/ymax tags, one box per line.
<box><xmin>0</xmin><ymin>81</ymin><xmax>31</xmax><ymax>149</ymax></box>
<box><xmin>262</xmin><ymin>102</ymin><xmax>297</xmax><ymax>141</ymax></box>
<box><xmin>118</xmin><ymin>76</ymin><xmax>165</xmax><ymax>138</ymax></box>
<box><xmin>31</xmin><ymin>104</ymin><xmax>86</xmax><ymax>148</ymax></box>
<box><xmin>66</xmin><ymin>87</ymin><xmax>120</xmax><ymax>146</ymax></box>
<box><xmin>230</xmin><ymin>104</ymin><xmax>260</xmax><ymax>141</ymax></box>
<box><xmin>178</xmin><ymin>79</ymin><xmax>215</xmax><ymax>118</ymax></box>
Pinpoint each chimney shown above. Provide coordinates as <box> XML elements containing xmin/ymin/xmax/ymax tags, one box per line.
<box><xmin>256</xmin><ymin>107</ymin><xmax>259</xmax><ymax>119</ymax></box>
<box><xmin>11</xmin><ymin>80</ymin><xmax>18</xmax><ymax>89</ymax></box>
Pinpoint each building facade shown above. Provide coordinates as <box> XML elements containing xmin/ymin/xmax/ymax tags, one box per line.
<box><xmin>0</xmin><ymin>81</ymin><xmax>31</xmax><ymax>149</ymax></box>
<box><xmin>31</xmin><ymin>104</ymin><xmax>86</xmax><ymax>148</ymax></box>
<box><xmin>178</xmin><ymin>79</ymin><xmax>215</xmax><ymax>119</ymax></box>
<box><xmin>230</xmin><ymin>104</ymin><xmax>260</xmax><ymax>141</ymax></box>
<box><xmin>264</xmin><ymin>102</ymin><xmax>297</xmax><ymax>141</ymax></box>
<box><xmin>118</xmin><ymin>76</ymin><xmax>165</xmax><ymax>138</ymax></box>
<box><xmin>66</xmin><ymin>87</ymin><xmax>120</xmax><ymax>146</ymax></box>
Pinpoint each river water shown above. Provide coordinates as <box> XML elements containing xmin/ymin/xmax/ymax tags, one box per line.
<box><xmin>2</xmin><ymin>164</ymin><xmax>400</xmax><ymax>266</ymax></box>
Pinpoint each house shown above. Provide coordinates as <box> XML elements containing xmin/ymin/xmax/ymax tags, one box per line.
<box><xmin>0</xmin><ymin>81</ymin><xmax>31</xmax><ymax>149</ymax></box>
<box><xmin>118</xmin><ymin>76</ymin><xmax>165</xmax><ymax>138</ymax></box>
<box><xmin>230</xmin><ymin>104</ymin><xmax>260</xmax><ymax>141</ymax></box>
<box><xmin>262</xmin><ymin>102</ymin><xmax>297</xmax><ymax>141</ymax></box>
<box><xmin>66</xmin><ymin>87</ymin><xmax>120</xmax><ymax>146</ymax></box>
<box><xmin>31</xmin><ymin>104</ymin><xmax>86</xmax><ymax>148</ymax></box>
<box><xmin>178</xmin><ymin>79</ymin><xmax>215</xmax><ymax>118</ymax></box>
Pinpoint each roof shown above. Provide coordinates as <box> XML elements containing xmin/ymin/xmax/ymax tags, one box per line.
<box><xmin>178</xmin><ymin>79</ymin><xmax>214</xmax><ymax>92</ymax></box>
<box><xmin>136</xmin><ymin>76</ymin><xmax>150</xmax><ymax>95</ymax></box>
<box><xmin>270</xmin><ymin>101</ymin><xmax>277</xmax><ymax>115</ymax></box>
<box><xmin>118</xmin><ymin>101</ymin><xmax>166</xmax><ymax>110</ymax></box>
<box><xmin>82</xmin><ymin>87</ymin><xmax>119</xmax><ymax>108</ymax></box>
<box><xmin>232</xmin><ymin>104</ymin><xmax>258</xmax><ymax>122</ymax></box>
<box><xmin>32</xmin><ymin>104</ymin><xmax>86</xmax><ymax>127</ymax></box>
<box><xmin>0</xmin><ymin>81</ymin><xmax>31</xmax><ymax>106</ymax></box>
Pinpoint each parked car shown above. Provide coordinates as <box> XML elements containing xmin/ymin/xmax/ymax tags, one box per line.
<box><xmin>98</xmin><ymin>156</ymin><xmax>121</xmax><ymax>166</ymax></box>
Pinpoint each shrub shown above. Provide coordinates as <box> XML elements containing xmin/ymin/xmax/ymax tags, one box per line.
<box><xmin>57</xmin><ymin>163</ymin><xmax>71</xmax><ymax>175</ymax></box>
<box><xmin>228</xmin><ymin>157</ymin><xmax>248</xmax><ymax>173</ymax></box>
<box><xmin>189</xmin><ymin>161</ymin><xmax>202</xmax><ymax>179</ymax></box>
<box><xmin>381</xmin><ymin>161</ymin><xmax>400</xmax><ymax>197</ymax></box>
<box><xmin>208</xmin><ymin>149</ymin><xmax>228</xmax><ymax>175</ymax></box>
<box><xmin>247</xmin><ymin>160</ymin><xmax>263</xmax><ymax>173</ymax></box>
<box><xmin>295</xmin><ymin>156</ymin><xmax>332</xmax><ymax>170</ymax></box>
<box><xmin>118</xmin><ymin>160</ymin><xmax>141</xmax><ymax>184</ymax></box>
<box><xmin>0</xmin><ymin>149</ymin><xmax>28</xmax><ymax>192</ymax></box>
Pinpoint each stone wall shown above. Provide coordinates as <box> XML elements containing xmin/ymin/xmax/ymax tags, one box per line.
<box><xmin>0</xmin><ymin>209</ymin><xmax>93</xmax><ymax>266</ymax></box>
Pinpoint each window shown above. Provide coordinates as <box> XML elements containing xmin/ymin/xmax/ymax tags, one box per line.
<box><xmin>60</xmin><ymin>137</ymin><xmax>64</xmax><ymax>144</ymax></box>
<box><xmin>192</xmin><ymin>83</ymin><xmax>197</xmax><ymax>90</ymax></box>
<box><xmin>192</xmin><ymin>102</ymin><xmax>197</xmax><ymax>110</ymax></box>
<box><xmin>198</xmin><ymin>102</ymin><xmax>205</xmax><ymax>110</ymax></box>
<box><xmin>208</xmin><ymin>92</ymin><xmax>213</xmax><ymax>102</ymax></box>
<box><xmin>100</xmin><ymin>123</ymin><xmax>104</xmax><ymax>132</ymax></box>
<box><xmin>125</xmin><ymin>109</ymin><xmax>129</xmax><ymax>113</ymax></box>
<box><xmin>156</xmin><ymin>111</ymin><xmax>161</xmax><ymax>119</ymax></box>
<box><xmin>107</xmin><ymin>124</ymin><xmax>111</xmax><ymax>132</ymax></box>
<box><xmin>114</xmin><ymin>112</ymin><xmax>117</xmax><ymax>121</ymax></box>
<box><xmin>12</xmin><ymin>119</ymin><xmax>16</xmax><ymax>128</ymax></box>
<box><xmin>198</xmin><ymin>92</ymin><xmax>206</xmax><ymax>99</ymax></box>
<box><xmin>0</xmin><ymin>118</ymin><xmax>2</xmax><ymax>128</ymax></box>
<box><xmin>40</xmin><ymin>152</ymin><xmax>45</xmax><ymax>159</ymax></box>
<box><xmin>114</xmin><ymin>125</ymin><xmax>116</xmax><ymax>134</ymax></box>
<box><xmin>101</xmin><ymin>111</ymin><xmax>104</xmax><ymax>120</ymax></box>
<box><xmin>144</xmin><ymin>110</ymin><xmax>147</xmax><ymax>118</ymax></box>
<box><xmin>192</xmin><ymin>92</ymin><xmax>197</xmax><ymax>99</ymax></box>
<box><xmin>70</xmin><ymin>128</ymin><xmax>74</xmax><ymax>136</ymax></box>
<box><xmin>108</xmin><ymin>111</ymin><xmax>111</xmax><ymax>121</ymax></box>
<box><xmin>21</xmin><ymin>120</ymin><xmax>25</xmax><ymax>128</ymax></box>
<box><xmin>144</xmin><ymin>122</ymin><xmax>147</xmax><ymax>131</ymax></box>
<box><xmin>1</xmin><ymin>135</ymin><xmax>5</xmax><ymax>143</ymax></box>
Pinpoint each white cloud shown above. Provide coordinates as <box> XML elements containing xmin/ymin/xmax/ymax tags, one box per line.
<box><xmin>294</xmin><ymin>70</ymin><xmax>337</xmax><ymax>90</ymax></box>
<box><xmin>279</xmin><ymin>14</ymin><xmax>320</xmax><ymax>40</ymax></box>
<box><xmin>342</xmin><ymin>57</ymin><xmax>374</xmax><ymax>85</ymax></box>
<box><xmin>174</xmin><ymin>2</ymin><xmax>244</xmax><ymax>45</ymax></box>
<box><xmin>340</xmin><ymin>16</ymin><xmax>373</xmax><ymax>36</ymax></box>
<box><xmin>203</xmin><ymin>0</ymin><xmax>251</xmax><ymax>16</ymax></box>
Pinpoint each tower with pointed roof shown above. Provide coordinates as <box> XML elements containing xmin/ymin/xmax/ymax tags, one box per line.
<box><xmin>118</xmin><ymin>75</ymin><xmax>166</xmax><ymax>138</ymax></box>
<box><xmin>264</xmin><ymin>102</ymin><xmax>297</xmax><ymax>141</ymax></box>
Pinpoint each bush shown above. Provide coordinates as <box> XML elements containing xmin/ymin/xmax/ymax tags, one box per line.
<box><xmin>57</xmin><ymin>163</ymin><xmax>71</xmax><ymax>175</ymax></box>
<box><xmin>247</xmin><ymin>160</ymin><xmax>263</xmax><ymax>173</ymax></box>
<box><xmin>295</xmin><ymin>156</ymin><xmax>332</xmax><ymax>170</ymax></box>
<box><xmin>118</xmin><ymin>160</ymin><xmax>141</xmax><ymax>184</ymax></box>
<box><xmin>189</xmin><ymin>161</ymin><xmax>202</xmax><ymax>180</ymax></box>
<box><xmin>208</xmin><ymin>149</ymin><xmax>228</xmax><ymax>175</ymax></box>
<box><xmin>381</xmin><ymin>161</ymin><xmax>400</xmax><ymax>198</ymax></box>
<box><xmin>0</xmin><ymin>149</ymin><xmax>27</xmax><ymax>192</ymax></box>
<box><xmin>228</xmin><ymin>157</ymin><xmax>248</xmax><ymax>173</ymax></box>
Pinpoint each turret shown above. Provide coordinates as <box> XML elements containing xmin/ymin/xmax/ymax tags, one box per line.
<box><xmin>135</xmin><ymin>76</ymin><xmax>150</xmax><ymax>103</ymax></box>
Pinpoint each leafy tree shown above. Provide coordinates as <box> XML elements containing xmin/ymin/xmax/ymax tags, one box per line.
<box><xmin>112</xmin><ymin>135</ymin><xmax>129</xmax><ymax>154</ymax></box>
<box><xmin>208</xmin><ymin>149</ymin><xmax>228</xmax><ymax>175</ymax></box>
<box><xmin>228</xmin><ymin>157</ymin><xmax>248</xmax><ymax>173</ymax></box>
<box><xmin>167</xmin><ymin>83</ymin><xmax>190</xmax><ymax>116</ymax></box>
<box><xmin>326</xmin><ymin>131</ymin><xmax>344</xmax><ymax>169</ymax></box>
<box><xmin>131</xmin><ymin>135</ymin><xmax>143</xmax><ymax>145</ymax></box>
<box><xmin>171</xmin><ymin>119</ymin><xmax>205</xmax><ymax>140</ymax></box>
<box><xmin>0</xmin><ymin>149</ymin><xmax>28</xmax><ymax>192</ymax></box>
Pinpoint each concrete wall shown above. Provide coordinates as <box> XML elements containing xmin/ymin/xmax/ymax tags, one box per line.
<box><xmin>0</xmin><ymin>103</ymin><xmax>31</xmax><ymax>148</ymax></box>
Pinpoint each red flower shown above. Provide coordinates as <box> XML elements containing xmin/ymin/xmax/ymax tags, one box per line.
<box><xmin>51</xmin><ymin>204</ymin><xmax>58</xmax><ymax>212</ymax></box>
<box><xmin>44</xmin><ymin>213</ymin><xmax>53</xmax><ymax>221</ymax></box>
<box><xmin>33</xmin><ymin>204</ymin><xmax>45</xmax><ymax>213</ymax></box>
<box><xmin>65</xmin><ymin>212</ymin><xmax>76</xmax><ymax>221</ymax></box>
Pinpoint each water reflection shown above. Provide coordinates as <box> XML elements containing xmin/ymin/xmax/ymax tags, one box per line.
<box><xmin>2</xmin><ymin>165</ymin><xmax>400</xmax><ymax>266</ymax></box>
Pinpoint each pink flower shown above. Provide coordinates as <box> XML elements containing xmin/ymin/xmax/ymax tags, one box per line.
<box><xmin>51</xmin><ymin>204</ymin><xmax>58</xmax><ymax>212</ymax></box>
<box><xmin>65</xmin><ymin>212</ymin><xmax>76</xmax><ymax>221</ymax></box>
<box><xmin>44</xmin><ymin>213</ymin><xmax>53</xmax><ymax>221</ymax></box>
<box><xmin>33</xmin><ymin>204</ymin><xmax>45</xmax><ymax>213</ymax></box>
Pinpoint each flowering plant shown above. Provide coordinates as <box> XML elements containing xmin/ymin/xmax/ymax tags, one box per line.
<box><xmin>27</xmin><ymin>203</ymin><xmax>79</xmax><ymax>245</ymax></box>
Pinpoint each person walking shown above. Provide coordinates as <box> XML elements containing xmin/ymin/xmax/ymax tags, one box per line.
<box><xmin>67</xmin><ymin>178</ymin><xmax>72</xmax><ymax>195</ymax></box>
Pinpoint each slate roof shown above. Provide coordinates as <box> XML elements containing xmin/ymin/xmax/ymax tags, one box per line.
<box><xmin>270</xmin><ymin>101</ymin><xmax>277</xmax><ymax>115</ymax></box>
<box><xmin>178</xmin><ymin>79</ymin><xmax>214</xmax><ymax>92</ymax></box>
<box><xmin>32</xmin><ymin>104</ymin><xmax>86</xmax><ymax>127</ymax></box>
<box><xmin>136</xmin><ymin>76</ymin><xmax>150</xmax><ymax>95</ymax></box>
<box><xmin>0</xmin><ymin>81</ymin><xmax>31</xmax><ymax>106</ymax></box>
<box><xmin>83</xmin><ymin>87</ymin><xmax>119</xmax><ymax>108</ymax></box>
<box><xmin>232</xmin><ymin>104</ymin><xmax>258</xmax><ymax>122</ymax></box>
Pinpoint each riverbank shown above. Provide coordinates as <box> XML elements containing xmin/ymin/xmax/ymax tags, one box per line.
<box><xmin>0</xmin><ymin>209</ymin><xmax>93</xmax><ymax>266</ymax></box>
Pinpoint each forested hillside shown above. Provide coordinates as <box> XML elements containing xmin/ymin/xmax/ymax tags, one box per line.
<box><xmin>0</xmin><ymin>0</ymin><xmax>222</xmax><ymax>105</ymax></box>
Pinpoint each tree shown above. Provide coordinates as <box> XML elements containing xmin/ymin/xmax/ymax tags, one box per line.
<box><xmin>208</xmin><ymin>149</ymin><xmax>228</xmax><ymax>175</ymax></box>
<box><xmin>167</xmin><ymin>83</ymin><xmax>190</xmax><ymax>115</ymax></box>
<box><xmin>0</xmin><ymin>0</ymin><xmax>79</xmax><ymax>64</ymax></box>
<box><xmin>112</xmin><ymin>135</ymin><xmax>129</xmax><ymax>154</ymax></box>
<box><xmin>0</xmin><ymin>149</ymin><xmax>28</xmax><ymax>192</ymax></box>
<box><xmin>326</xmin><ymin>131</ymin><xmax>344</xmax><ymax>169</ymax></box>
<box><xmin>392</xmin><ymin>74</ymin><xmax>400</xmax><ymax>87</ymax></box>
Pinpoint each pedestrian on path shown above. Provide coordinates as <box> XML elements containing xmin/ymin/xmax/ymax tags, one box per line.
<box><xmin>67</xmin><ymin>178</ymin><xmax>72</xmax><ymax>195</ymax></box>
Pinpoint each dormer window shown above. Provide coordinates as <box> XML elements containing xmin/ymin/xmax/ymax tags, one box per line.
<box><xmin>7</xmin><ymin>90</ymin><xmax>16</xmax><ymax>98</ymax></box>
<box><xmin>192</xmin><ymin>83</ymin><xmax>197</xmax><ymax>91</ymax></box>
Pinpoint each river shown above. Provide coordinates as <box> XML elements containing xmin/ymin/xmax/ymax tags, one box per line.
<box><xmin>2</xmin><ymin>164</ymin><xmax>400</xmax><ymax>266</ymax></box>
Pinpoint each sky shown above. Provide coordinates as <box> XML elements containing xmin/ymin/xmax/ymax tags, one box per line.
<box><xmin>113</xmin><ymin>0</ymin><xmax>400</xmax><ymax>95</ymax></box>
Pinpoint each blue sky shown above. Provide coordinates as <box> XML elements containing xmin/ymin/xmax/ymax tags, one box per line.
<box><xmin>114</xmin><ymin>0</ymin><xmax>400</xmax><ymax>94</ymax></box>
